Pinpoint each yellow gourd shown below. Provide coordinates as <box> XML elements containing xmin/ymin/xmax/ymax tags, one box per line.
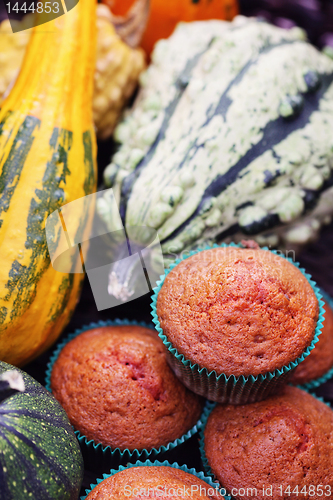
<box><xmin>0</xmin><ymin>0</ymin><xmax>97</xmax><ymax>366</ymax></box>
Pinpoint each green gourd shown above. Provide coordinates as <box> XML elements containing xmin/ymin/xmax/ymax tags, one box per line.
<box><xmin>100</xmin><ymin>17</ymin><xmax>333</xmax><ymax>299</ymax></box>
<box><xmin>0</xmin><ymin>361</ymin><xmax>84</xmax><ymax>500</ymax></box>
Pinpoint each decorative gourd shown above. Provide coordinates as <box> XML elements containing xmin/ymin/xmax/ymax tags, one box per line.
<box><xmin>0</xmin><ymin>5</ymin><xmax>146</xmax><ymax>140</ymax></box>
<box><xmin>0</xmin><ymin>0</ymin><xmax>97</xmax><ymax>366</ymax></box>
<box><xmin>103</xmin><ymin>0</ymin><xmax>239</xmax><ymax>55</ymax></box>
<box><xmin>0</xmin><ymin>361</ymin><xmax>84</xmax><ymax>500</ymax></box>
<box><xmin>94</xmin><ymin>5</ymin><xmax>146</xmax><ymax>139</ymax></box>
<box><xmin>100</xmin><ymin>17</ymin><xmax>333</xmax><ymax>300</ymax></box>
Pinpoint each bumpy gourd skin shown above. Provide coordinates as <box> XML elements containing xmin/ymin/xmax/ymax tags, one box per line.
<box><xmin>101</xmin><ymin>17</ymin><xmax>333</xmax><ymax>269</ymax></box>
<box><xmin>94</xmin><ymin>5</ymin><xmax>146</xmax><ymax>139</ymax></box>
<box><xmin>204</xmin><ymin>386</ymin><xmax>333</xmax><ymax>500</ymax></box>
<box><xmin>0</xmin><ymin>361</ymin><xmax>84</xmax><ymax>500</ymax></box>
<box><xmin>0</xmin><ymin>0</ymin><xmax>97</xmax><ymax>366</ymax></box>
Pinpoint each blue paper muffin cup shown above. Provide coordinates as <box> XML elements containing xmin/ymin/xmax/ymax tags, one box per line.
<box><xmin>80</xmin><ymin>459</ymin><xmax>230</xmax><ymax>500</ymax></box>
<box><xmin>45</xmin><ymin>319</ymin><xmax>208</xmax><ymax>471</ymax></box>
<box><xmin>151</xmin><ymin>243</ymin><xmax>325</xmax><ymax>405</ymax></box>
<box><xmin>199</xmin><ymin>391</ymin><xmax>332</xmax><ymax>486</ymax></box>
<box><xmin>292</xmin><ymin>289</ymin><xmax>333</xmax><ymax>391</ymax></box>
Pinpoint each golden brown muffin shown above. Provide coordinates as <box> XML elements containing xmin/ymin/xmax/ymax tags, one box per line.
<box><xmin>51</xmin><ymin>325</ymin><xmax>204</xmax><ymax>450</ymax></box>
<box><xmin>204</xmin><ymin>386</ymin><xmax>333</xmax><ymax>500</ymax></box>
<box><xmin>290</xmin><ymin>301</ymin><xmax>333</xmax><ymax>386</ymax></box>
<box><xmin>85</xmin><ymin>466</ymin><xmax>223</xmax><ymax>499</ymax></box>
<box><xmin>157</xmin><ymin>247</ymin><xmax>319</xmax><ymax>377</ymax></box>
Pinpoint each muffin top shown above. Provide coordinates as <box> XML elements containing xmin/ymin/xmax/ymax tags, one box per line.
<box><xmin>290</xmin><ymin>300</ymin><xmax>333</xmax><ymax>386</ymax></box>
<box><xmin>156</xmin><ymin>247</ymin><xmax>319</xmax><ymax>376</ymax></box>
<box><xmin>204</xmin><ymin>386</ymin><xmax>333</xmax><ymax>500</ymax></box>
<box><xmin>50</xmin><ymin>325</ymin><xmax>204</xmax><ymax>450</ymax></box>
<box><xmin>85</xmin><ymin>466</ymin><xmax>223</xmax><ymax>499</ymax></box>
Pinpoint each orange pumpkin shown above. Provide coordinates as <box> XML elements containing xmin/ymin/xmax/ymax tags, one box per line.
<box><xmin>104</xmin><ymin>0</ymin><xmax>239</xmax><ymax>55</ymax></box>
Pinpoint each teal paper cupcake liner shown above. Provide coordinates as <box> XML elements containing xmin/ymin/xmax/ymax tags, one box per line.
<box><xmin>199</xmin><ymin>401</ymin><xmax>217</xmax><ymax>483</ymax></box>
<box><xmin>294</xmin><ymin>289</ymin><xmax>333</xmax><ymax>391</ymax></box>
<box><xmin>80</xmin><ymin>459</ymin><xmax>230</xmax><ymax>500</ymax></box>
<box><xmin>199</xmin><ymin>391</ymin><xmax>332</xmax><ymax>489</ymax></box>
<box><xmin>45</xmin><ymin>319</ymin><xmax>208</xmax><ymax>466</ymax></box>
<box><xmin>151</xmin><ymin>242</ymin><xmax>325</xmax><ymax>404</ymax></box>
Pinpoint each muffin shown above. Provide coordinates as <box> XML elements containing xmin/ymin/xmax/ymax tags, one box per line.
<box><xmin>50</xmin><ymin>324</ymin><xmax>204</xmax><ymax>451</ymax></box>
<box><xmin>203</xmin><ymin>386</ymin><xmax>333</xmax><ymax>500</ymax></box>
<box><xmin>84</xmin><ymin>464</ymin><xmax>223</xmax><ymax>499</ymax></box>
<box><xmin>290</xmin><ymin>299</ymin><xmax>333</xmax><ymax>386</ymax></box>
<box><xmin>156</xmin><ymin>246</ymin><xmax>319</xmax><ymax>377</ymax></box>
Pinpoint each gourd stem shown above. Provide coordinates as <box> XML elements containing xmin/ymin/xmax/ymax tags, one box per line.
<box><xmin>107</xmin><ymin>0</ymin><xmax>150</xmax><ymax>48</ymax></box>
<box><xmin>0</xmin><ymin>371</ymin><xmax>25</xmax><ymax>404</ymax></box>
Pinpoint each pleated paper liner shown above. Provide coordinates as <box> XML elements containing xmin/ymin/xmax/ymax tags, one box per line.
<box><xmin>151</xmin><ymin>242</ymin><xmax>325</xmax><ymax>404</ymax></box>
<box><xmin>292</xmin><ymin>289</ymin><xmax>333</xmax><ymax>391</ymax></box>
<box><xmin>199</xmin><ymin>391</ymin><xmax>332</xmax><ymax>492</ymax></box>
<box><xmin>80</xmin><ymin>459</ymin><xmax>230</xmax><ymax>500</ymax></box>
<box><xmin>45</xmin><ymin>319</ymin><xmax>208</xmax><ymax>472</ymax></box>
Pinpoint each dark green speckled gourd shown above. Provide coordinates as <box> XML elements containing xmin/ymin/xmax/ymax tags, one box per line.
<box><xmin>99</xmin><ymin>16</ymin><xmax>333</xmax><ymax>300</ymax></box>
<box><xmin>0</xmin><ymin>361</ymin><xmax>83</xmax><ymax>500</ymax></box>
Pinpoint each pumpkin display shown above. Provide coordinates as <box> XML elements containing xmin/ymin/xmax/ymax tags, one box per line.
<box><xmin>100</xmin><ymin>17</ymin><xmax>333</xmax><ymax>300</ymax></box>
<box><xmin>0</xmin><ymin>362</ymin><xmax>84</xmax><ymax>500</ymax></box>
<box><xmin>0</xmin><ymin>5</ymin><xmax>146</xmax><ymax>140</ymax></box>
<box><xmin>0</xmin><ymin>0</ymin><xmax>97</xmax><ymax>366</ymax></box>
<box><xmin>103</xmin><ymin>0</ymin><xmax>240</xmax><ymax>55</ymax></box>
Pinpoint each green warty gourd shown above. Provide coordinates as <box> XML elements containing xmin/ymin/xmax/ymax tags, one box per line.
<box><xmin>99</xmin><ymin>16</ymin><xmax>333</xmax><ymax>300</ymax></box>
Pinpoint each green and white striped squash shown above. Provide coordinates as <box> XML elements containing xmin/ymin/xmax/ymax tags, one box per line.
<box><xmin>0</xmin><ymin>362</ymin><xmax>84</xmax><ymax>500</ymax></box>
<box><xmin>100</xmin><ymin>16</ymin><xmax>333</xmax><ymax>298</ymax></box>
